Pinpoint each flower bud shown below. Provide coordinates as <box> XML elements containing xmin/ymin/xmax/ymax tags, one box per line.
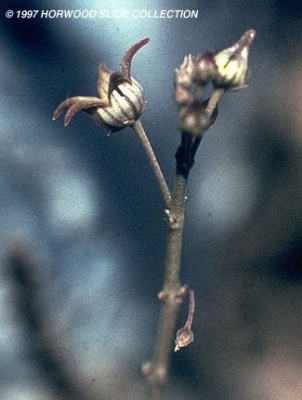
<box><xmin>174</xmin><ymin>54</ymin><xmax>196</xmax><ymax>105</ymax></box>
<box><xmin>177</xmin><ymin>99</ymin><xmax>218</xmax><ymax>137</ymax></box>
<box><xmin>195</xmin><ymin>50</ymin><xmax>217</xmax><ymax>83</ymax></box>
<box><xmin>213</xmin><ymin>29</ymin><xmax>256</xmax><ymax>90</ymax></box>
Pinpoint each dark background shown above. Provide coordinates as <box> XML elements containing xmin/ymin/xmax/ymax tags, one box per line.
<box><xmin>0</xmin><ymin>0</ymin><xmax>301</xmax><ymax>399</ymax></box>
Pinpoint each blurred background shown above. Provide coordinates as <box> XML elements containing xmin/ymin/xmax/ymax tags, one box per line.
<box><xmin>0</xmin><ymin>0</ymin><xmax>301</xmax><ymax>399</ymax></box>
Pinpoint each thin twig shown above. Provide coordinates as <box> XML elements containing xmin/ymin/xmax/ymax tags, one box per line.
<box><xmin>142</xmin><ymin>167</ymin><xmax>189</xmax><ymax>398</ymax></box>
<box><xmin>132</xmin><ymin>119</ymin><xmax>171</xmax><ymax>208</ymax></box>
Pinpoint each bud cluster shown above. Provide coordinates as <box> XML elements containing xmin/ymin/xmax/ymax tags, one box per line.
<box><xmin>174</xmin><ymin>51</ymin><xmax>217</xmax><ymax>106</ymax></box>
<box><xmin>174</xmin><ymin>30</ymin><xmax>256</xmax><ymax>137</ymax></box>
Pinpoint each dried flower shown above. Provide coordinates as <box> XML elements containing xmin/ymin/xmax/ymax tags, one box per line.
<box><xmin>213</xmin><ymin>29</ymin><xmax>256</xmax><ymax>90</ymax></box>
<box><xmin>53</xmin><ymin>38</ymin><xmax>149</xmax><ymax>131</ymax></box>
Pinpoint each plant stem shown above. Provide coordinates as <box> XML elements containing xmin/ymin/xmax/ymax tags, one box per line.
<box><xmin>143</xmin><ymin>170</ymin><xmax>188</xmax><ymax>399</ymax></box>
<box><xmin>133</xmin><ymin>118</ymin><xmax>189</xmax><ymax>397</ymax></box>
<box><xmin>206</xmin><ymin>88</ymin><xmax>224</xmax><ymax>116</ymax></box>
<box><xmin>132</xmin><ymin>120</ymin><xmax>171</xmax><ymax>208</ymax></box>
<box><xmin>142</xmin><ymin>89</ymin><xmax>221</xmax><ymax>396</ymax></box>
<box><xmin>163</xmin><ymin>174</ymin><xmax>187</xmax><ymax>289</ymax></box>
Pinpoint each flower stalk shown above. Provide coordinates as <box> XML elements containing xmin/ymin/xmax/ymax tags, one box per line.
<box><xmin>132</xmin><ymin>120</ymin><xmax>171</xmax><ymax>208</ymax></box>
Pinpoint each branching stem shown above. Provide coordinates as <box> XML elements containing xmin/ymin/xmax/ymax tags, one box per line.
<box><xmin>142</xmin><ymin>90</ymin><xmax>221</xmax><ymax>397</ymax></box>
<box><xmin>140</xmin><ymin>61</ymin><xmax>226</xmax><ymax>400</ymax></box>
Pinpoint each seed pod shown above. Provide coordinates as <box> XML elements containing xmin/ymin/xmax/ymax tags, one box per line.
<box><xmin>88</xmin><ymin>65</ymin><xmax>146</xmax><ymax>131</ymax></box>
<box><xmin>53</xmin><ymin>38</ymin><xmax>149</xmax><ymax>130</ymax></box>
